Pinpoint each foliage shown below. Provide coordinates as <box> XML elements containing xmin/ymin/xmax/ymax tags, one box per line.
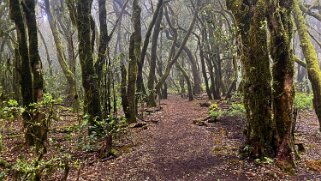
<box><xmin>209</xmin><ymin>103</ymin><xmax>219</xmax><ymax>111</ymax></box>
<box><xmin>294</xmin><ymin>92</ymin><xmax>313</xmax><ymax>110</ymax></box>
<box><xmin>209</xmin><ymin>102</ymin><xmax>245</xmax><ymax>120</ymax></box>
<box><xmin>11</xmin><ymin>155</ymin><xmax>70</xmax><ymax>181</ymax></box>
<box><xmin>209</xmin><ymin>109</ymin><xmax>223</xmax><ymax>120</ymax></box>
<box><xmin>77</xmin><ymin>115</ymin><xmax>128</xmax><ymax>152</ymax></box>
<box><xmin>226</xmin><ymin>103</ymin><xmax>246</xmax><ymax>117</ymax></box>
<box><xmin>0</xmin><ymin>99</ymin><xmax>24</xmax><ymax>120</ymax></box>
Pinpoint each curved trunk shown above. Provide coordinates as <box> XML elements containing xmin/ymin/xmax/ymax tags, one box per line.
<box><xmin>137</xmin><ymin>0</ymin><xmax>164</xmax><ymax>94</ymax></box>
<box><xmin>198</xmin><ymin>36</ymin><xmax>212</xmax><ymax>99</ymax></box>
<box><xmin>147</xmin><ymin>5</ymin><xmax>163</xmax><ymax>107</ymax></box>
<box><xmin>155</xmin><ymin>8</ymin><xmax>198</xmax><ymax>94</ymax></box>
<box><xmin>293</xmin><ymin>0</ymin><xmax>321</xmax><ymax>131</ymax></box>
<box><xmin>44</xmin><ymin>0</ymin><xmax>78</xmax><ymax>108</ymax></box>
<box><xmin>176</xmin><ymin>62</ymin><xmax>193</xmax><ymax>101</ymax></box>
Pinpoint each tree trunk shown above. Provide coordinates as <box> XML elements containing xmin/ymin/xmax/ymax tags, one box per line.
<box><xmin>176</xmin><ymin>62</ymin><xmax>193</xmax><ymax>101</ymax></box>
<box><xmin>9</xmin><ymin>0</ymin><xmax>35</xmax><ymax>145</ymax></box>
<box><xmin>293</xmin><ymin>0</ymin><xmax>321</xmax><ymax>131</ymax></box>
<box><xmin>44</xmin><ymin>0</ymin><xmax>78</xmax><ymax>109</ymax></box>
<box><xmin>95</xmin><ymin>0</ymin><xmax>109</xmax><ymax>84</ymax></box>
<box><xmin>127</xmin><ymin>0</ymin><xmax>142</xmax><ymax>123</ymax></box>
<box><xmin>268</xmin><ymin>0</ymin><xmax>295</xmax><ymax>169</ymax></box>
<box><xmin>147</xmin><ymin>5</ymin><xmax>163</xmax><ymax>107</ymax></box>
<box><xmin>155</xmin><ymin>6</ymin><xmax>198</xmax><ymax>96</ymax></box>
<box><xmin>198</xmin><ymin>36</ymin><xmax>212</xmax><ymax>99</ymax></box>
<box><xmin>76</xmin><ymin>0</ymin><xmax>103</xmax><ymax>134</ymax></box>
<box><xmin>10</xmin><ymin>0</ymin><xmax>46</xmax><ymax>148</ymax></box>
<box><xmin>227</xmin><ymin>0</ymin><xmax>275</xmax><ymax>157</ymax></box>
<box><xmin>137</xmin><ymin>0</ymin><xmax>164</xmax><ymax>94</ymax></box>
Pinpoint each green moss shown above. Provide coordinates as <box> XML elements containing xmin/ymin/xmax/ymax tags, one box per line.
<box><xmin>293</xmin><ymin>0</ymin><xmax>321</xmax><ymax>130</ymax></box>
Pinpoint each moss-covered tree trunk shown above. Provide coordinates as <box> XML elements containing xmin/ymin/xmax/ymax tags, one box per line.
<box><xmin>9</xmin><ymin>0</ymin><xmax>34</xmax><ymax>145</ymax></box>
<box><xmin>127</xmin><ymin>0</ymin><xmax>142</xmax><ymax>123</ymax></box>
<box><xmin>268</xmin><ymin>0</ymin><xmax>295</xmax><ymax>169</ymax></box>
<box><xmin>76</xmin><ymin>0</ymin><xmax>103</xmax><ymax>134</ymax></box>
<box><xmin>181</xmin><ymin>46</ymin><xmax>201</xmax><ymax>95</ymax></box>
<box><xmin>155</xmin><ymin>7</ymin><xmax>198</xmax><ymax>98</ymax></box>
<box><xmin>95</xmin><ymin>0</ymin><xmax>109</xmax><ymax>83</ymax></box>
<box><xmin>137</xmin><ymin>0</ymin><xmax>163</xmax><ymax>95</ymax></box>
<box><xmin>176</xmin><ymin>62</ymin><xmax>193</xmax><ymax>101</ymax></box>
<box><xmin>227</xmin><ymin>0</ymin><xmax>275</xmax><ymax>157</ymax></box>
<box><xmin>293</xmin><ymin>0</ymin><xmax>321</xmax><ymax>131</ymax></box>
<box><xmin>9</xmin><ymin>0</ymin><xmax>33</xmax><ymax>108</ymax></box>
<box><xmin>44</xmin><ymin>0</ymin><xmax>78</xmax><ymax>109</ymax></box>
<box><xmin>147</xmin><ymin>5</ymin><xmax>163</xmax><ymax>107</ymax></box>
<box><xmin>24</xmin><ymin>0</ymin><xmax>46</xmax><ymax>148</ymax></box>
<box><xmin>199</xmin><ymin>38</ymin><xmax>212</xmax><ymax>99</ymax></box>
<box><xmin>10</xmin><ymin>0</ymin><xmax>46</xmax><ymax>147</ymax></box>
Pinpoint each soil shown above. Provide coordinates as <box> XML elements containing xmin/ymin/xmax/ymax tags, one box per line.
<box><xmin>1</xmin><ymin>95</ymin><xmax>321</xmax><ymax>180</ymax></box>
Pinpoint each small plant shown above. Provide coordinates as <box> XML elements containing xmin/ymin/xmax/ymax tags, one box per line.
<box><xmin>209</xmin><ymin>103</ymin><xmax>224</xmax><ymax>120</ymax></box>
<box><xmin>209</xmin><ymin>110</ymin><xmax>223</xmax><ymax>120</ymax></box>
<box><xmin>77</xmin><ymin>115</ymin><xmax>128</xmax><ymax>152</ymax></box>
<box><xmin>0</xmin><ymin>99</ymin><xmax>24</xmax><ymax>120</ymax></box>
<box><xmin>294</xmin><ymin>92</ymin><xmax>313</xmax><ymax>110</ymax></box>
<box><xmin>226</xmin><ymin>103</ymin><xmax>246</xmax><ymax>117</ymax></box>
<box><xmin>11</xmin><ymin>155</ymin><xmax>71</xmax><ymax>181</ymax></box>
<box><xmin>209</xmin><ymin>103</ymin><xmax>219</xmax><ymax>111</ymax></box>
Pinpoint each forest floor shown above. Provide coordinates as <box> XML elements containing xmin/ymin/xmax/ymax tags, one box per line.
<box><xmin>1</xmin><ymin>95</ymin><xmax>321</xmax><ymax>180</ymax></box>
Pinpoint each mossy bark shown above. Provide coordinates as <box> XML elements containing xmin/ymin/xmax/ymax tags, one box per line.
<box><xmin>182</xmin><ymin>46</ymin><xmax>201</xmax><ymax>95</ymax></box>
<box><xmin>24</xmin><ymin>0</ymin><xmax>46</xmax><ymax>147</ymax></box>
<box><xmin>199</xmin><ymin>38</ymin><xmax>212</xmax><ymax>99</ymax></box>
<box><xmin>95</xmin><ymin>0</ymin><xmax>109</xmax><ymax>84</ymax></box>
<box><xmin>155</xmin><ymin>8</ymin><xmax>197</xmax><ymax>97</ymax></box>
<box><xmin>227</xmin><ymin>0</ymin><xmax>275</xmax><ymax>157</ymax></box>
<box><xmin>147</xmin><ymin>5</ymin><xmax>163</xmax><ymax>107</ymax></box>
<box><xmin>267</xmin><ymin>0</ymin><xmax>295</xmax><ymax>169</ymax></box>
<box><xmin>10</xmin><ymin>0</ymin><xmax>46</xmax><ymax>147</ymax></box>
<box><xmin>293</xmin><ymin>0</ymin><xmax>321</xmax><ymax>131</ymax></box>
<box><xmin>137</xmin><ymin>0</ymin><xmax>164</xmax><ymax>95</ymax></box>
<box><xmin>127</xmin><ymin>0</ymin><xmax>142</xmax><ymax>123</ymax></box>
<box><xmin>76</xmin><ymin>0</ymin><xmax>103</xmax><ymax>134</ymax></box>
<box><xmin>176</xmin><ymin>62</ymin><xmax>193</xmax><ymax>101</ymax></box>
<box><xmin>9</xmin><ymin>0</ymin><xmax>33</xmax><ymax>108</ymax></box>
<box><xmin>121</xmin><ymin>63</ymin><xmax>129</xmax><ymax>119</ymax></box>
<box><xmin>44</xmin><ymin>0</ymin><xmax>78</xmax><ymax>109</ymax></box>
<box><xmin>10</xmin><ymin>0</ymin><xmax>34</xmax><ymax>145</ymax></box>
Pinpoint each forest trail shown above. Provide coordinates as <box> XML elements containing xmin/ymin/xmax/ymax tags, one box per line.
<box><xmin>79</xmin><ymin>96</ymin><xmax>248</xmax><ymax>180</ymax></box>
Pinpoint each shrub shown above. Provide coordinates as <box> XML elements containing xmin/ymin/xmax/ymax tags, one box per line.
<box><xmin>226</xmin><ymin>103</ymin><xmax>246</xmax><ymax>117</ymax></box>
<box><xmin>0</xmin><ymin>99</ymin><xmax>24</xmax><ymax>120</ymax></box>
<box><xmin>294</xmin><ymin>92</ymin><xmax>313</xmax><ymax>110</ymax></box>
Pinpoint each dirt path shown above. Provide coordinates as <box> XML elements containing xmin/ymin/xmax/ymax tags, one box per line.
<box><xmin>3</xmin><ymin>95</ymin><xmax>321</xmax><ymax>180</ymax></box>
<box><xmin>78</xmin><ymin>96</ymin><xmax>248</xmax><ymax>180</ymax></box>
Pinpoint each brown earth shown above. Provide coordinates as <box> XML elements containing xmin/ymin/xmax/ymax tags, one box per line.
<box><xmin>1</xmin><ymin>95</ymin><xmax>321</xmax><ymax>180</ymax></box>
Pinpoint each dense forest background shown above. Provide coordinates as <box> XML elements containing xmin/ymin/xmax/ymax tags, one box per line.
<box><xmin>1</xmin><ymin>0</ymin><xmax>321</xmax><ymax>180</ymax></box>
